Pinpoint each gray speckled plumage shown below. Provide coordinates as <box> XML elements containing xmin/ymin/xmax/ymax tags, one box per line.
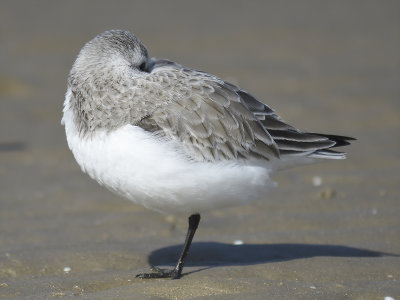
<box><xmin>65</xmin><ymin>30</ymin><xmax>353</xmax><ymax>163</ymax></box>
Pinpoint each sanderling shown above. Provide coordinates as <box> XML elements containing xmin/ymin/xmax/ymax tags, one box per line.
<box><xmin>62</xmin><ymin>30</ymin><xmax>354</xmax><ymax>279</ymax></box>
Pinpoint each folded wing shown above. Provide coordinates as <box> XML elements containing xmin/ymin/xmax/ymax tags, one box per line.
<box><xmin>132</xmin><ymin>59</ymin><xmax>354</xmax><ymax>162</ymax></box>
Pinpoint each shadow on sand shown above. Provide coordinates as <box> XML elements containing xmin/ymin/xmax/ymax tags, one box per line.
<box><xmin>148</xmin><ymin>242</ymin><xmax>395</xmax><ymax>268</ymax></box>
<box><xmin>0</xmin><ymin>141</ymin><xmax>26</xmax><ymax>152</ymax></box>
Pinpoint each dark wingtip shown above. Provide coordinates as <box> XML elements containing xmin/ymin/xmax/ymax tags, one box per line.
<box><xmin>308</xmin><ymin>133</ymin><xmax>356</xmax><ymax>148</ymax></box>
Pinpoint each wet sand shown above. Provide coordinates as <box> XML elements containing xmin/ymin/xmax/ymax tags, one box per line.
<box><xmin>0</xmin><ymin>1</ymin><xmax>399</xmax><ymax>299</ymax></box>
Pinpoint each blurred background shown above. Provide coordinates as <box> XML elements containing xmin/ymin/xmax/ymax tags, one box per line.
<box><xmin>0</xmin><ymin>1</ymin><xmax>399</xmax><ymax>299</ymax></box>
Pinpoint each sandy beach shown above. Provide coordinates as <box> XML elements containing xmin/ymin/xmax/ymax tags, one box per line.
<box><xmin>0</xmin><ymin>1</ymin><xmax>399</xmax><ymax>299</ymax></box>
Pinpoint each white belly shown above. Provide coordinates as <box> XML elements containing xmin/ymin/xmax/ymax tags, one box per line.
<box><xmin>62</xmin><ymin>107</ymin><xmax>275</xmax><ymax>214</ymax></box>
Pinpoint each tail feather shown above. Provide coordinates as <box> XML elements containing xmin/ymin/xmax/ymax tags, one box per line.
<box><xmin>269</xmin><ymin>130</ymin><xmax>355</xmax><ymax>160</ymax></box>
<box><xmin>308</xmin><ymin>149</ymin><xmax>347</xmax><ymax>159</ymax></box>
<box><xmin>308</xmin><ymin>133</ymin><xmax>356</xmax><ymax>147</ymax></box>
<box><xmin>228</xmin><ymin>86</ymin><xmax>355</xmax><ymax>161</ymax></box>
<box><xmin>292</xmin><ymin>133</ymin><xmax>355</xmax><ymax>159</ymax></box>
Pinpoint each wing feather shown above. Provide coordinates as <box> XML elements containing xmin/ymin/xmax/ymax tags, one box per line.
<box><xmin>131</xmin><ymin>59</ymin><xmax>353</xmax><ymax>162</ymax></box>
<box><xmin>131</xmin><ymin>61</ymin><xmax>279</xmax><ymax>161</ymax></box>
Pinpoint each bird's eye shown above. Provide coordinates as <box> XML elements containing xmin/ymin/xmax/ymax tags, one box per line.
<box><xmin>139</xmin><ymin>62</ymin><xmax>147</xmax><ymax>72</ymax></box>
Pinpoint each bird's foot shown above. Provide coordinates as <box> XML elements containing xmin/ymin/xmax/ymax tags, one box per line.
<box><xmin>136</xmin><ymin>266</ymin><xmax>181</xmax><ymax>279</ymax></box>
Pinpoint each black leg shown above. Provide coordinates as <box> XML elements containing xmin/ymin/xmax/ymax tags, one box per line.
<box><xmin>136</xmin><ymin>214</ymin><xmax>201</xmax><ymax>279</ymax></box>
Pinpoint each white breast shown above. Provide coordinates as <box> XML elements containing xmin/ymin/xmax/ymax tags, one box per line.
<box><xmin>62</xmin><ymin>92</ymin><xmax>275</xmax><ymax>214</ymax></box>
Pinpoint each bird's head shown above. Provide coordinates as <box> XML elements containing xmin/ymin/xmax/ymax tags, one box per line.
<box><xmin>70</xmin><ymin>30</ymin><xmax>150</xmax><ymax>84</ymax></box>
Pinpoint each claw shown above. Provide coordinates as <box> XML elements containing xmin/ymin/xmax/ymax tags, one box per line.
<box><xmin>136</xmin><ymin>214</ymin><xmax>201</xmax><ymax>280</ymax></box>
<box><xmin>136</xmin><ymin>267</ymin><xmax>181</xmax><ymax>279</ymax></box>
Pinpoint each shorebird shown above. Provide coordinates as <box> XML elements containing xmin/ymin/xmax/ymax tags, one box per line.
<box><xmin>62</xmin><ymin>30</ymin><xmax>354</xmax><ymax>279</ymax></box>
